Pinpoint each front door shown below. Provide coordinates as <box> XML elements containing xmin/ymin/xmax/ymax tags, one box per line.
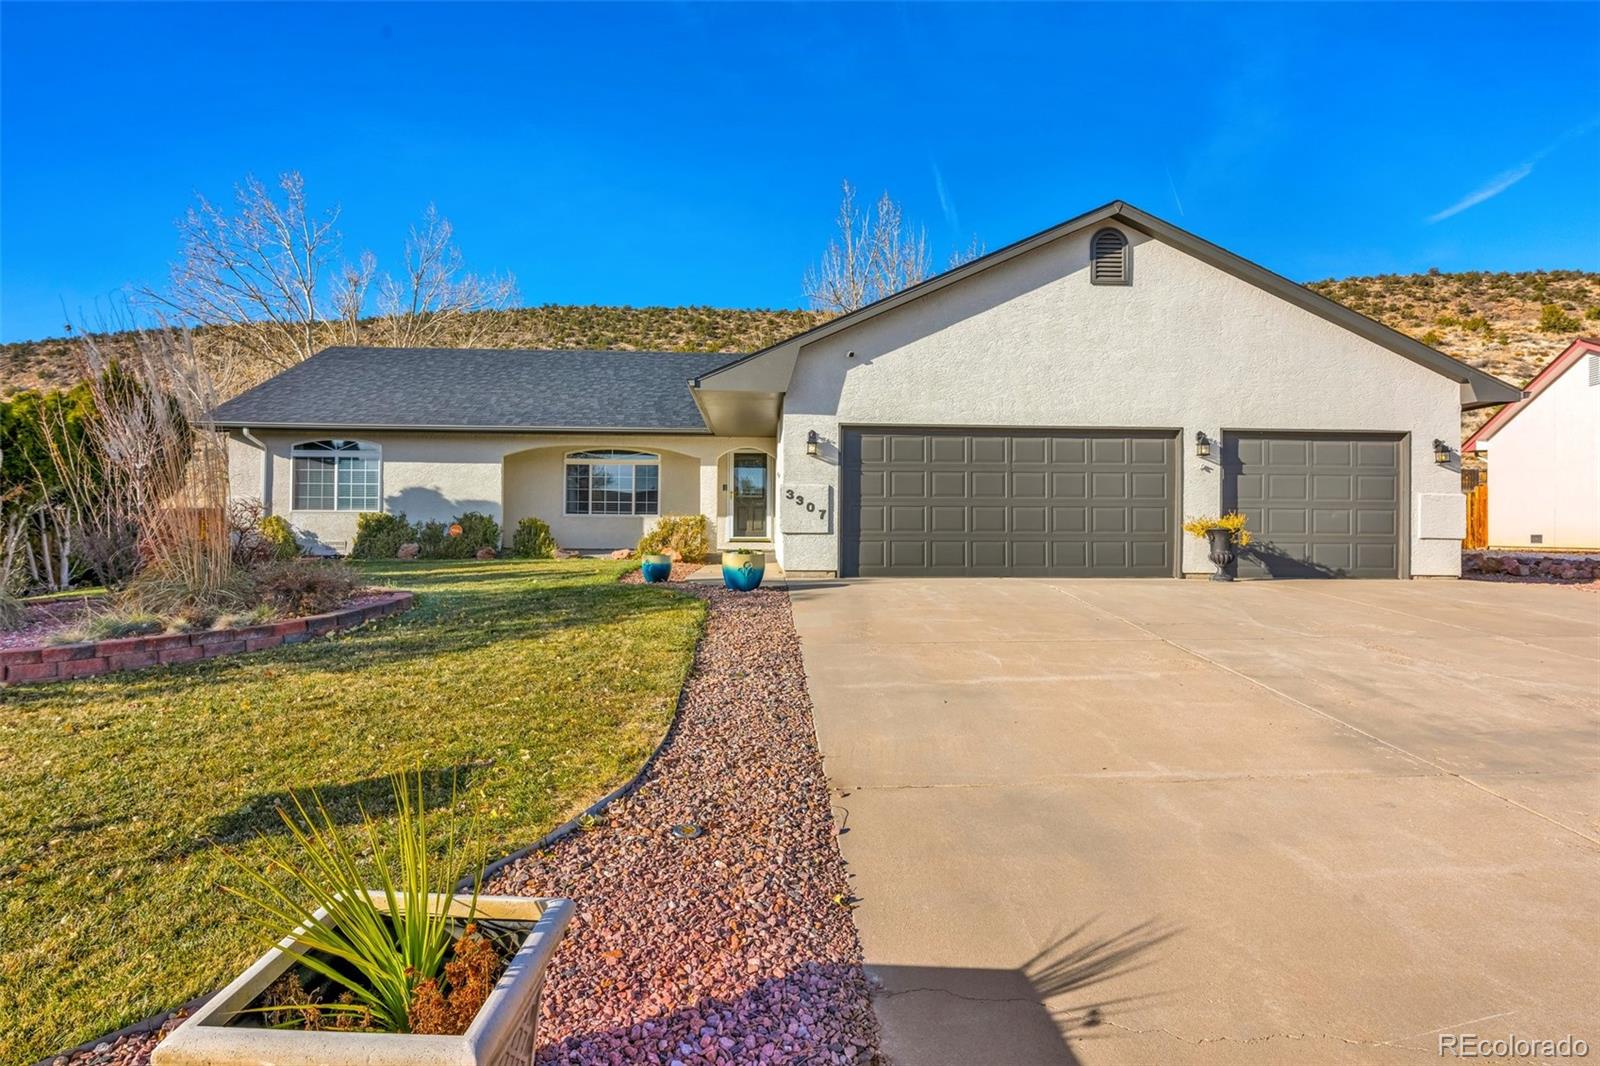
<box><xmin>732</xmin><ymin>453</ymin><xmax>769</xmax><ymax>539</ymax></box>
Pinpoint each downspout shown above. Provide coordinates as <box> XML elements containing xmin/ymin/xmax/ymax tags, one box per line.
<box><xmin>240</xmin><ymin>427</ymin><xmax>272</xmax><ymax>515</ymax></box>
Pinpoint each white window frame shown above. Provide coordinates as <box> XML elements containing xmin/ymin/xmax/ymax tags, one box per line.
<box><xmin>290</xmin><ymin>439</ymin><xmax>383</xmax><ymax>512</ymax></box>
<box><xmin>564</xmin><ymin>449</ymin><xmax>661</xmax><ymax>517</ymax></box>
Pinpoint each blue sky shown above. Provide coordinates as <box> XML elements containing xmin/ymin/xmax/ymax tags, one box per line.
<box><xmin>2</xmin><ymin>2</ymin><xmax>1598</xmax><ymax>343</ymax></box>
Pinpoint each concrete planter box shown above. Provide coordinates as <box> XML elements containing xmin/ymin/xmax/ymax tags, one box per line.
<box><xmin>154</xmin><ymin>892</ymin><xmax>573</xmax><ymax>1066</ymax></box>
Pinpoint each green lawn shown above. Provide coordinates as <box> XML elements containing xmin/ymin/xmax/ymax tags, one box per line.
<box><xmin>0</xmin><ymin>559</ymin><xmax>704</xmax><ymax>1062</ymax></box>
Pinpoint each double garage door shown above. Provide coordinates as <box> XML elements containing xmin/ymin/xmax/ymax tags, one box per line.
<box><xmin>841</xmin><ymin>428</ymin><xmax>1402</xmax><ymax>578</ymax></box>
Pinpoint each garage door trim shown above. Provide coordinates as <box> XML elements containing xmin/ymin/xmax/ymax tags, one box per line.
<box><xmin>839</xmin><ymin>424</ymin><xmax>1183</xmax><ymax>578</ymax></box>
<box><xmin>1221</xmin><ymin>429</ymin><xmax>1411</xmax><ymax>579</ymax></box>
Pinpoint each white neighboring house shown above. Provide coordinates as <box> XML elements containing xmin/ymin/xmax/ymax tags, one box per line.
<box><xmin>214</xmin><ymin>200</ymin><xmax>1521</xmax><ymax>578</ymax></box>
<box><xmin>1463</xmin><ymin>337</ymin><xmax>1600</xmax><ymax>550</ymax></box>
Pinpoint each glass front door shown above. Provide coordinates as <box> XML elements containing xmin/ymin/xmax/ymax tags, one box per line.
<box><xmin>731</xmin><ymin>453</ymin><xmax>769</xmax><ymax>539</ymax></box>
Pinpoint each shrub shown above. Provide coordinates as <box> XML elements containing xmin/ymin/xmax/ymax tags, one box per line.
<box><xmin>453</xmin><ymin>512</ymin><xmax>500</xmax><ymax>553</ymax></box>
<box><xmin>510</xmin><ymin>517</ymin><xmax>558</xmax><ymax>559</ymax></box>
<box><xmin>260</xmin><ymin>515</ymin><xmax>300</xmax><ymax>561</ymax></box>
<box><xmin>1539</xmin><ymin>303</ymin><xmax>1580</xmax><ymax>334</ymax></box>
<box><xmin>49</xmin><ymin>610</ymin><xmax>166</xmax><ymax>644</ymax></box>
<box><xmin>0</xmin><ymin>594</ymin><xmax>23</xmax><ymax>630</ymax></box>
<box><xmin>211</xmin><ymin>604</ymin><xmax>278</xmax><ymax>630</ymax></box>
<box><xmin>637</xmin><ymin>514</ymin><xmax>710</xmax><ymax>563</ymax></box>
<box><xmin>123</xmin><ymin>567</ymin><xmax>254</xmax><ymax>618</ymax></box>
<box><xmin>414</xmin><ymin>520</ymin><xmax>461</xmax><ymax>559</ymax></box>
<box><xmin>352</xmin><ymin>512</ymin><xmax>413</xmax><ymax>560</ymax></box>
<box><xmin>416</xmin><ymin>512</ymin><xmax>500</xmax><ymax>559</ymax></box>
<box><xmin>252</xmin><ymin>558</ymin><xmax>362</xmax><ymax>616</ymax></box>
<box><xmin>228</xmin><ymin>499</ymin><xmax>277</xmax><ymax>568</ymax></box>
<box><xmin>1420</xmin><ymin>329</ymin><xmax>1444</xmax><ymax>347</ymax></box>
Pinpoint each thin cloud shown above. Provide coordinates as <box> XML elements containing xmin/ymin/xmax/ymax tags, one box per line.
<box><xmin>1427</xmin><ymin>115</ymin><xmax>1600</xmax><ymax>223</ymax></box>
<box><xmin>931</xmin><ymin>162</ymin><xmax>959</xmax><ymax>231</ymax></box>
<box><xmin>1427</xmin><ymin>163</ymin><xmax>1534</xmax><ymax>223</ymax></box>
<box><xmin>1164</xmin><ymin>165</ymin><xmax>1186</xmax><ymax>217</ymax></box>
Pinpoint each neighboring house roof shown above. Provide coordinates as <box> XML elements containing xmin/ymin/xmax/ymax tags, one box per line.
<box><xmin>209</xmin><ymin>346</ymin><xmax>745</xmax><ymax>433</ymax></box>
<box><xmin>1463</xmin><ymin>337</ymin><xmax>1600</xmax><ymax>452</ymax></box>
<box><xmin>693</xmin><ymin>200</ymin><xmax>1523</xmax><ymax>410</ymax></box>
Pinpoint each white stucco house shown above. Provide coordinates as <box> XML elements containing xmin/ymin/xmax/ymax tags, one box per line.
<box><xmin>1463</xmin><ymin>337</ymin><xmax>1600</xmax><ymax>550</ymax></box>
<box><xmin>215</xmin><ymin>201</ymin><xmax>1519</xmax><ymax>578</ymax></box>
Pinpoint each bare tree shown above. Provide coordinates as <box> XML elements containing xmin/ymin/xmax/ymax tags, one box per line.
<box><xmin>949</xmin><ymin>234</ymin><xmax>987</xmax><ymax>270</ymax></box>
<box><xmin>803</xmin><ymin>181</ymin><xmax>874</xmax><ymax>313</ymax></box>
<box><xmin>370</xmin><ymin>206</ymin><xmax>518</xmax><ymax>349</ymax></box>
<box><xmin>804</xmin><ymin>180</ymin><xmax>972</xmax><ymax>313</ymax></box>
<box><xmin>141</xmin><ymin>173</ymin><xmax>341</xmax><ymax>384</ymax></box>
<box><xmin>866</xmin><ymin>190</ymin><xmax>931</xmax><ymax>301</ymax></box>
<box><xmin>141</xmin><ymin>172</ymin><xmax>518</xmax><ymax>387</ymax></box>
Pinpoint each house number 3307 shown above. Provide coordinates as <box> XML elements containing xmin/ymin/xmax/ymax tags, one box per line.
<box><xmin>784</xmin><ymin>488</ymin><xmax>826</xmax><ymax>520</ymax></box>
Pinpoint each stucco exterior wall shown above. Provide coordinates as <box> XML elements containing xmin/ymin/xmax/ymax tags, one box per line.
<box><xmin>1482</xmin><ymin>357</ymin><xmax>1600</xmax><ymax>549</ymax></box>
<box><xmin>776</xmin><ymin>227</ymin><xmax>1466</xmax><ymax>576</ymax></box>
<box><xmin>227</xmin><ymin>430</ymin><xmax>774</xmax><ymax>554</ymax></box>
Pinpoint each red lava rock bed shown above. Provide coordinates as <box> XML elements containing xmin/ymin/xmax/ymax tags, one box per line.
<box><xmin>0</xmin><ymin>597</ymin><xmax>94</xmax><ymax>651</ymax></box>
<box><xmin>490</xmin><ymin>579</ymin><xmax>880</xmax><ymax>1065</ymax></box>
<box><xmin>1462</xmin><ymin>550</ymin><xmax>1600</xmax><ymax>591</ymax></box>
<box><xmin>51</xmin><ymin>578</ymin><xmax>880</xmax><ymax>1066</ymax></box>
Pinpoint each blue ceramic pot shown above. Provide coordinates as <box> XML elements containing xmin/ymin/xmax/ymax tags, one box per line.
<box><xmin>640</xmin><ymin>553</ymin><xmax>673</xmax><ymax>583</ymax></box>
<box><xmin>721</xmin><ymin>550</ymin><xmax>765</xmax><ymax>591</ymax></box>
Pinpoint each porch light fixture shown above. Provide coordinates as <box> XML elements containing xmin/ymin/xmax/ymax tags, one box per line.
<box><xmin>1432</xmin><ymin>438</ymin><xmax>1452</xmax><ymax>465</ymax></box>
<box><xmin>806</xmin><ymin>430</ymin><xmax>820</xmax><ymax>457</ymax></box>
<box><xmin>1194</xmin><ymin>431</ymin><xmax>1212</xmax><ymax>459</ymax></box>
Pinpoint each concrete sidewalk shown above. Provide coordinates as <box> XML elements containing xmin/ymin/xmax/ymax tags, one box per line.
<box><xmin>791</xmin><ymin>578</ymin><xmax>1600</xmax><ymax>1065</ymax></box>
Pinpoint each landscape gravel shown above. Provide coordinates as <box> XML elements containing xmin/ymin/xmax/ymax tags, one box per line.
<box><xmin>489</xmin><ymin>579</ymin><xmax>880</xmax><ymax>1064</ymax></box>
<box><xmin>50</xmin><ymin>577</ymin><xmax>879</xmax><ymax>1066</ymax></box>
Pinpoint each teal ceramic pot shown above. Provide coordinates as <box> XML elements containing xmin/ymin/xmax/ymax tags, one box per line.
<box><xmin>721</xmin><ymin>550</ymin><xmax>765</xmax><ymax>591</ymax></box>
<box><xmin>641</xmin><ymin>553</ymin><xmax>673</xmax><ymax>583</ymax></box>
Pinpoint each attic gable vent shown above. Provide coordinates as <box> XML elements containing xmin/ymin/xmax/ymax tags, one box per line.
<box><xmin>1589</xmin><ymin>352</ymin><xmax>1599</xmax><ymax>386</ymax></box>
<box><xmin>1090</xmin><ymin>227</ymin><xmax>1130</xmax><ymax>286</ymax></box>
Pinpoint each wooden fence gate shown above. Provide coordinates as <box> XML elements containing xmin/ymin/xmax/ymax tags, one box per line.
<box><xmin>1463</xmin><ymin>483</ymin><xmax>1488</xmax><ymax>549</ymax></box>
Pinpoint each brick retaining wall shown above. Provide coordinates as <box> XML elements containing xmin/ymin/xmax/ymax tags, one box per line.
<box><xmin>0</xmin><ymin>591</ymin><xmax>414</xmax><ymax>686</ymax></box>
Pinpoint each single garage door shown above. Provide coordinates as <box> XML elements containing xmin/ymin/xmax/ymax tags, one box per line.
<box><xmin>1223</xmin><ymin>433</ymin><xmax>1403</xmax><ymax>579</ymax></box>
<box><xmin>842</xmin><ymin>428</ymin><xmax>1177</xmax><ymax>577</ymax></box>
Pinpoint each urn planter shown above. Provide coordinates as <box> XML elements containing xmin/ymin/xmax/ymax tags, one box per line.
<box><xmin>154</xmin><ymin>892</ymin><xmax>573</xmax><ymax>1066</ymax></box>
<box><xmin>1205</xmin><ymin>527</ymin><xmax>1236</xmax><ymax>582</ymax></box>
<box><xmin>640</xmin><ymin>553</ymin><xmax>673</xmax><ymax>583</ymax></box>
<box><xmin>720</xmin><ymin>549</ymin><xmax>766</xmax><ymax>591</ymax></box>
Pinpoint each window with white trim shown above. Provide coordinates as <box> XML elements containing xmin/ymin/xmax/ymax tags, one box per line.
<box><xmin>291</xmin><ymin>440</ymin><xmax>381</xmax><ymax>511</ymax></box>
<box><xmin>565</xmin><ymin>450</ymin><xmax>659</xmax><ymax>516</ymax></box>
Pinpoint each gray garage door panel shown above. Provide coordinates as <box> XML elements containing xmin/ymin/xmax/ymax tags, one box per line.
<box><xmin>843</xmin><ymin>428</ymin><xmax>1176</xmax><ymax>577</ymax></box>
<box><xmin>1224</xmin><ymin>433</ymin><xmax>1402</xmax><ymax>579</ymax></box>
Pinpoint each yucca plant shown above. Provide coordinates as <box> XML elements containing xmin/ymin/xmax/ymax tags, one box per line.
<box><xmin>223</xmin><ymin>772</ymin><xmax>486</xmax><ymax>1033</ymax></box>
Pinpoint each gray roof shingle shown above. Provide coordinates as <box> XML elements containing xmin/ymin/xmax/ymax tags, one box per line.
<box><xmin>210</xmin><ymin>346</ymin><xmax>744</xmax><ymax>432</ymax></box>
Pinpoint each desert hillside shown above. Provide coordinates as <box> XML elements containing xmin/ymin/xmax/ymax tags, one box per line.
<box><xmin>0</xmin><ymin>304</ymin><xmax>832</xmax><ymax>400</ymax></box>
<box><xmin>5</xmin><ymin>273</ymin><xmax>1598</xmax><ymax>438</ymax></box>
<box><xmin>1304</xmin><ymin>270</ymin><xmax>1600</xmax><ymax>437</ymax></box>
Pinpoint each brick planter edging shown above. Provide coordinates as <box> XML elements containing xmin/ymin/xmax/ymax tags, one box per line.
<box><xmin>0</xmin><ymin>591</ymin><xmax>414</xmax><ymax>686</ymax></box>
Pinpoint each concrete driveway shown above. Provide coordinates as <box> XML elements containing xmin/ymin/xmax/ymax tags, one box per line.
<box><xmin>789</xmin><ymin>578</ymin><xmax>1600</xmax><ymax>1065</ymax></box>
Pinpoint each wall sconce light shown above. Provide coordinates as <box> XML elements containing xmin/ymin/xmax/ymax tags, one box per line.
<box><xmin>1195</xmin><ymin>431</ymin><xmax>1212</xmax><ymax>459</ymax></box>
<box><xmin>806</xmin><ymin>430</ymin><xmax>820</xmax><ymax>457</ymax></box>
<box><xmin>1432</xmin><ymin>438</ymin><xmax>1452</xmax><ymax>465</ymax></box>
